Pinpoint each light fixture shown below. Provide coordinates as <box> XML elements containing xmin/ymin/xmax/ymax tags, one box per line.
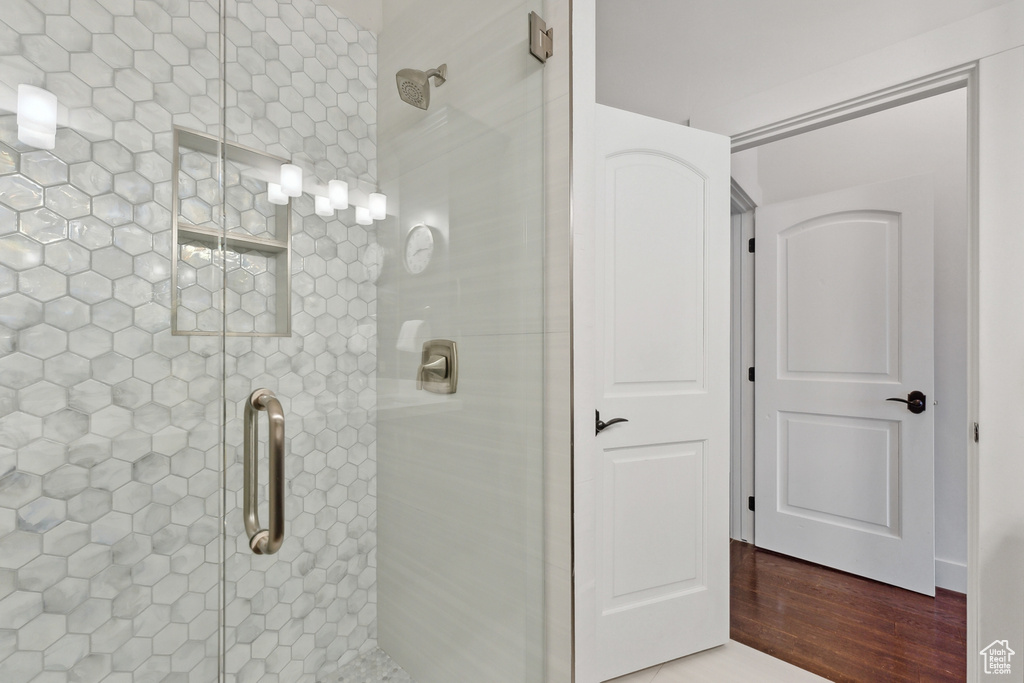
<box><xmin>267</xmin><ymin>183</ymin><xmax>288</xmax><ymax>205</ymax></box>
<box><xmin>355</xmin><ymin>206</ymin><xmax>373</xmax><ymax>225</ymax></box>
<box><xmin>315</xmin><ymin>195</ymin><xmax>333</xmax><ymax>217</ymax></box>
<box><xmin>368</xmin><ymin>192</ymin><xmax>387</xmax><ymax>220</ymax></box>
<box><xmin>17</xmin><ymin>85</ymin><xmax>58</xmax><ymax>150</ymax></box>
<box><xmin>329</xmin><ymin>179</ymin><xmax>349</xmax><ymax>210</ymax></box>
<box><xmin>280</xmin><ymin>164</ymin><xmax>302</xmax><ymax>197</ymax></box>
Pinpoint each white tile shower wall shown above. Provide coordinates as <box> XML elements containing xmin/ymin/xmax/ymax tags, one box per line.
<box><xmin>376</xmin><ymin>1</ymin><xmax>547</xmax><ymax>681</ymax></box>
<box><xmin>0</xmin><ymin>0</ymin><xmax>378</xmax><ymax>681</ymax></box>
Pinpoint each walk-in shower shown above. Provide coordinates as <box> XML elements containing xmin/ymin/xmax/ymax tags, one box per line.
<box><xmin>0</xmin><ymin>0</ymin><xmax>561</xmax><ymax>681</ymax></box>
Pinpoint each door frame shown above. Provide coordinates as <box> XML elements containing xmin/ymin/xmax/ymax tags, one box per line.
<box><xmin>729</xmin><ymin>206</ymin><xmax>756</xmax><ymax>543</ymax></box>
<box><xmin>727</xmin><ymin>67</ymin><xmax>973</xmax><ymax>562</ymax></box>
<box><xmin>726</xmin><ymin>59</ymin><xmax>979</xmax><ymax>666</ymax></box>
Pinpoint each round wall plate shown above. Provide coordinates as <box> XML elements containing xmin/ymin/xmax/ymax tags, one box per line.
<box><xmin>363</xmin><ymin>242</ymin><xmax>384</xmax><ymax>284</ymax></box>
<box><xmin>404</xmin><ymin>223</ymin><xmax>434</xmax><ymax>274</ymax></box>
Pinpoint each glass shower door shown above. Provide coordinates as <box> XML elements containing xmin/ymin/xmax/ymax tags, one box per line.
<box><xmin>218</xmin><ymin>2</ymin><xmax>380</xmax><ymax>681</ymax></box>
<box><xmin>1</xmin><ymin>0</ymin><xmax>549</xmax><ymax>679</ymax></box>
<box><xmin>376</xmin><ymin>0</ymin><xmax>547</xmax><ymax>680</ymax></box>
<box><xmin>217</xmin><ymin>0</ymin><xmax>549</xmax><ymax>680</ymax></box>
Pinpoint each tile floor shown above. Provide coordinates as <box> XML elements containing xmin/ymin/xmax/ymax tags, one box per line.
<box><xmin>337</xmin><ymin>648</ymin><xmax>414</xmax><ymax>683</ymax></box>
<box><xmin>336</xmin><ymin>640</ymin><xmax>822</xmax><ymax>683</ymax></box>
<box><xmin>607</xmin><ymin>640</ymin><xmax>827</xmax><ymax>683</ymax></box>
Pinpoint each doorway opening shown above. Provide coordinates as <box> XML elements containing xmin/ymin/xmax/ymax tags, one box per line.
<box><xmin>728</xmin><ymin>82</ymin><xmax>971</xmax><ymax>678</ymax></box>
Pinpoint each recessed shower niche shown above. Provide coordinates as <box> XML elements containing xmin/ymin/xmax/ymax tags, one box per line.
<box><xmin>171</xmin><ymin>127</ymin><xmax>292</xmax><ymax>336</ymax></box>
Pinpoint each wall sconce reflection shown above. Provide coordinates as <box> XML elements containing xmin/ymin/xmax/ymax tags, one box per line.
<box><xmin>329</xmin><ymin>179</ymin><xmax>349</xmax><ymax>210</ymax></box>
<box><xmin>315</xmin><ymin>195</ymin><xmax>333</xmax><ymax>217</ymax></box>
<box><xmin>280</xmin><ymin>164</ymin><xmax>303</xmax><ymax>197</ymax></box>
<box><xmin>369</xmin><ymin>192</ymin><xmax>387</xmax><ymax>220</ymax></box>
<box><xmin>267</xmin><ymin>183</ymin><xmax>289</xmax><ymax>206</ymax></box>
<box><xmin>355</xmin><ymin>206</ymin><xmax>373</xmax><ymax>225</ymax></box>
<box><xmin>18</xmin><ymin>85</ymin><xmax>58</xmax><ymax>150</ymax></box>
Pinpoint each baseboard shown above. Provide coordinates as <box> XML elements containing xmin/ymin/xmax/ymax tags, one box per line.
<box><xmin>935</xmin><ymin>557</ymin><xmax>967</xmax><ymax>593</ymax></box>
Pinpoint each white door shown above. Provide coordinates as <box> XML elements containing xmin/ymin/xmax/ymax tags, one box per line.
<box><xmin>754</xmin><ymin>176</ymin><xmax>936</xmax><ymax>595</ymax></box>
<box><xmin>589</xmin><ymin>104</ymin><xmax>731</xmax><ymax>681</ymax></box>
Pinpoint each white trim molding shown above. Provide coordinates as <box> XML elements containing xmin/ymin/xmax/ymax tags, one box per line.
<box><xmin>936</xmin><ymin>558</ymin><xmax>968</xmax><ymax>594</ymax></box>
<box><xmin>730</xmin><ymin>63</ymin><xmax>975</xmax><ymax>152</ymax></box>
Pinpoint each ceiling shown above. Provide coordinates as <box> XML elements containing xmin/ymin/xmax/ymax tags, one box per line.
<box><xmin>596</xmin><ymin>0</ymin><xmax>1011</xmax><ymax>124</ymax></box>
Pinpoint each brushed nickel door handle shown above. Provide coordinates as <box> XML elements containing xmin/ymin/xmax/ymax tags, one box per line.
<box><xmin>244</xmin><ymin>388</ymin><xmax>286</xmax><ymax>555</ymax></box>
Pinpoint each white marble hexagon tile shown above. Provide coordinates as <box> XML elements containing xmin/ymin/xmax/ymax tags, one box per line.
<box><xmin>0</xmin><ymin>0</ymin><xmax>379</xmax><ymax>680</ymax></box>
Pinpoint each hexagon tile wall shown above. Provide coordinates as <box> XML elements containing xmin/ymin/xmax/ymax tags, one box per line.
<box><xmin>0</xmin><ymin>0</ymin><xmax>379</xmax><ymax>681</ymax></box>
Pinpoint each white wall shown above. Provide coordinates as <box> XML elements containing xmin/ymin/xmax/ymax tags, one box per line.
<box><xmin>976</xmin><ymin>46</ymin><xmax>1024</xmax><ymax>683</ymax></box>
<box><xmin>732</xmin><ymin>89</ymin><xmax>970</xmax><ymax>591</ymax></box>
<box><xmin>689</xmin><ymin>1</ymin><xmax>1024</xmax><ymax>136</ymax></box>
<box><xmin>597</xmin><ymin>0</ymin><xmax>1011</xmax><ymax>126</ymax></box>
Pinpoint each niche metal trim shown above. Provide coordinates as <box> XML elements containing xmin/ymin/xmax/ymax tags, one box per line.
<box><xmin>171</xmin><ymin>126</ymin><xmax>293</xmax><ymax>337</ymax></box>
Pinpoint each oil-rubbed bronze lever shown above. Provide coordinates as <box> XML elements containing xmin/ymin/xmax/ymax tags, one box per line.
<box><xmin>596</xmin><ymin>410</ymin><xmax>629</xmax><ymax>435</ymax></box>
<box><xmin>886</xmin><ymin>390</ymin><xmax>927</xmax><ymax>414</ymax></box>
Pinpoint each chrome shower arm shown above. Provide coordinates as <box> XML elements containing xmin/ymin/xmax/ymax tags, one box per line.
<box><xmin>425</xmin><ymin>64</ymin><xmax>447</xmax><ymax>86</ymax></box>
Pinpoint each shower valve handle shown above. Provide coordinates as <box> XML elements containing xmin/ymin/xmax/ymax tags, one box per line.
<box><xmin>417</xmin><ymin>355</ymin><xmax>448</xmax><ymax>390</ymax></box>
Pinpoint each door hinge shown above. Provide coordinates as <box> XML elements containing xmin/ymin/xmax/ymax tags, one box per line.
<box><xmin>974</xmin><ymin>422</ymin><xmax>979</xmax><ymax>443</ymax></box>
<box><xmin>529</xmin><ymin>12</ymin><xmax>554</xmax><ymax>63</ymax></box>
<box><xmin>748</xmin><ymin>496</ymin><xmax>755</xmax><ymax>512</ymax></box>
<box><xmin>748</xmin><ymin>237</ymin><xmax>755</xmax><ymax>253</ymax></box>
<box><xmin>747</xmin><ymin>367</ymin><xmax>754</xmax><ymax>382</ymax></box>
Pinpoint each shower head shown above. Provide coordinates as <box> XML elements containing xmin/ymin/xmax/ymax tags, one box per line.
<box><xmin>396</xmin><ymin>64</ymin><xmax>447</xmax><ymax>110</ymax></box>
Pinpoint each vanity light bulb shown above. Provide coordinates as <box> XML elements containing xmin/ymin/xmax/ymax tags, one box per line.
<box><xmin>355</xmin><ymin>206</ymin><xmax>373</xmax><ymax>225</ymax></box>
<box><xmin>315</xmin><ymin>195</ymin><xmax>334</xmax><ymax>217</ymax></box>
<box><xmin>329</xmin><ymin>179</ymin><xmax>349</xmax><ymax>209</ymax></box>
<box><xmin>17</xmin><ymin>84</ymin><xmax>58</xmax><ymax>150</ymax></box>
<box><xmin>267</xmin><ymin>183</ymin><xmax>288</xmax><ymax>205</ymax></box>
<box><xmin>280</xmin><ymin>164</ymin><xmax>303</xmax><ymax>197</ymax></box>
<box><xmin>368</xmin><ymin>192</ymin><xmax>387</xmax><ymax>220</ymax></box>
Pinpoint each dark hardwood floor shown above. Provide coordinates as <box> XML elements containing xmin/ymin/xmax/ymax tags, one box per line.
<box><xmin>730</xmin><ymin>540</ymin><xmax>967</xmax><ymax>682</ymax></box>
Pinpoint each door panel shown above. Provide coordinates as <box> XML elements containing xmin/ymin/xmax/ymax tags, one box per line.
<box><xmin>755</xmin><ymin>176</ymin><xmax>935</xmax><ymax>595</ymax></box>
<box><xmin>606</xmin><ymin>153</ymin><xmax>705</xmax><ymax>390</ymax></box>
<box><xmin>602</xmin><ymin>441</ymin><xmax>704</xmax><ymax>605</ymax></box>
<box><xmin>591</xmin><ymin>104</ymin><xmax>730</xmax><ymax>681</ymax></box>
<box><xmin>780</xmin><ymin>211</ymin><xmax>899</xmax><ymax>379</ymax></box>
<box><xmin>779</xmin><ymin>412</ymin><xmax>899</xmax><ymax>534</ymax></box>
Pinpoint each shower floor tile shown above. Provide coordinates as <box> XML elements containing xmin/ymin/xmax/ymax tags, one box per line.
<box><xmin>338</xmin><ymin>648</ymin><xmax>415</xmax><ymax>683</ymax></box>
